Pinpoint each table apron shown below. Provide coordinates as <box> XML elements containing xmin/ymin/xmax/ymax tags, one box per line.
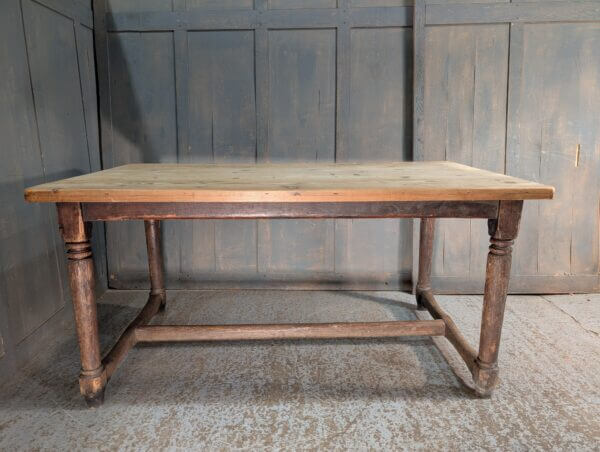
<box><xmin>81</xmin><ymin>201</ymin><xmax>500</xmax><ymax>221</ymax></box>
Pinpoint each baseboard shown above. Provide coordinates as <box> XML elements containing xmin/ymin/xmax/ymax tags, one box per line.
<box><xmin>430</xmin><ymin>274</ymin><xmax>600</xmax><ymax>295</ymax></box>
<box><xmin>109</xmin><ymin>271</ymin><xmax>414</xmax><ymax>291</ymax></box>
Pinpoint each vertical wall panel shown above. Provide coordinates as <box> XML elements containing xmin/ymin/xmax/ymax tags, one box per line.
<box><xmin>335</xmin><ymin>27</ymin><xmax>413</xmax><ymax>284</ymax></box>
<box><xmin>23</xmin><ymin>1</ymin><xmax>90</xmax><ymax>179</ymax></box>
<box><xmin>0</xmin><ymin>0</ymin><xmax>38</xmax><ymax>372</ymax></box>
<box><xmin>258</xmin><ymin>29</ymin><xmax>336</xmax><ymax>276</ymax></box>
<box><xmin>76</xmin><ymin>25</ymin><xmax>108</xmax><ymax>289</ymax></box>
<box><xmin>107</xmin><ymin>33</ymin><xmax>177</xmax><ymax>166</ymax></box>
<box><xmin>18</xmin><ymin>0</ymin><xmax>106</xmax><ymax>338</ymax></box>
<box><xmin>185</xmin><ymin>30</ymin><xmax>257</xmax><ymax>279</ymax></box>
<box><xmin>570</xmin><ymin>26</ymin><xmax>600</xmax><ymax>277</ymax></box>
<box><xmin>266</xmin><ymin>29</ymin><xmax>336</xmax><ymax>162</ymax></box>
<box><xmin>106</xmin><ymin>32</ymin><xmax>178</xmax><ymax>287</ymax></box>
<box><xmin>418</xmin><ymin>15</ymin><xmax>599</xmax><ymax>292</ymax></box>
<box><xmin>1</xmin><ymin>0</ymin><xmax>65</xmax><ymax>344</ymax></box>
<box><xmin>334</xmin><ymin>219</ymin><xmax>409</xmax><ymax>283</ymax></box>
<box><xmin>187</xmin><ymin>31</ymin><xmax>256</xmax><ymax>162</ymax></box>
<box><xmin>439</xmin><ymin>28</ymin><xmax>475</xmax><ymax>280</ymax></box>
<box><xmin>424</xmin><ymin>24</ymin><xmax>509</xmax><ymax>289</ymax></box>
<box><xmin>20</xmin><ymin>0</ymin><xmax>110</xmax><ymax>342</ymax></box>
<box><xmin>1</xmin><ymin>0</ymin><xmax>102</xmax><ymax>376</ymax></box>
<box><xmin>347</xmin><ymin>28</ymin><xmax>412</xmax><ymax>161</ymax></box>
<box><xmin>507</xmin><ymin>23</ymin><xmax>600</xmax><ymax>282</ymax></box>
<box><xmin>468</xmin><ymin>26</ymin><xmax>509</xmax><ymax>280</ymax></box>
<box><xmin>22</xmin><ymin>3</ymin><xmax>102</xmax><ymax>299</ymax></box>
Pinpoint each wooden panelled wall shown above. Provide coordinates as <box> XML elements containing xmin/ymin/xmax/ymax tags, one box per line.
<box><xmin>413</xmin><ymin>0</ymin><xmax>600</xmax><ymax>293</ymax></box>
<box><xmin>95</xmin><ymin>0</ymin><xmax>414</xmax><ymax>290</ymax></box>
<box><xmin>0</xmin><ymin>0</ymin><xmax>105</xmax><ymax>377</ymax></box>
<box><xmin>95</xmin><ymin>0</ymin><xmax>600</xmax><ymax>293</ymax></box>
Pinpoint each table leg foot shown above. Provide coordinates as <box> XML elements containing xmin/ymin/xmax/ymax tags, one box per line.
<box><xmin>79</xmin><ymin>367</ymin><xmax>107</xmax><ymax>405</ymax></box>
<box><xmin>472</xmin><ymin>359</ymin><xmax>498</xmax><ymax>397</ymax></box>
<box><xmin>158</xmin><ymin>292</ymin><xmax>167</xmax><ymax>312</ymax></box>
<box><xmin>84</xmin><ymin>388</ymin><xmax>105</xmax><ymax>408</ymax></box>
<box><xmin>415</xmin><ymin>289</ymin><xmax>428</xmax><ymax>311</ymax></box>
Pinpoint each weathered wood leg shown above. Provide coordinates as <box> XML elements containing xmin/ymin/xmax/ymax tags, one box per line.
<box><xmin>57</xmin><ymin>203</ymin><xmax>106</xmax><ymax>407</ymax></box>
<box><xmin>145</xmin><ymin>220</ymin><xmax>166</xmax><ymax>310</ymax></box>
<box><xmin>416</xmin><ymin>218</ymin><xmax>435</xmax><ymax>310</ymax></box>
<box><xmin>473</xmin><ymin>200</ymin><xmax>523</xmax><ymax>397</ymax></box>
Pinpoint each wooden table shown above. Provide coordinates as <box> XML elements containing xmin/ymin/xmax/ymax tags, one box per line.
<box><xmin>25</xmin><ymin>161</ymin><xmax>553</xmax><ymax>406</ymax></box>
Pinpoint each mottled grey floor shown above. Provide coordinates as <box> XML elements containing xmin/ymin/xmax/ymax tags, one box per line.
<box><xmin>1</xmin><ymin>291</ymin><xmax>599</xmax><ymax>450</ymax></box>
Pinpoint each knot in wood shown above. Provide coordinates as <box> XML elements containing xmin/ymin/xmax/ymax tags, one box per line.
<box><xmin>67</xmin><ymin>242</ymin><xmax>92</xmax><ymax>260</ymax></box>
<box><xmin>489</xmin><ymin>238</ymin><xmax>513</xmax><ymax>256</ymax></box>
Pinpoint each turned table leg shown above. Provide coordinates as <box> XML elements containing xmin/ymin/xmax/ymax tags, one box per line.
<box><xmin>57</xmin><ymin>203</ymin><xmax>106</xmax><ymax>407</ymax></box>
<box><xmin>473</xmin><ymin>200</ymin><xmax>523</xmax><ymax>396</ymax></box>
<box><xmin>144</xmin><ymin>220</ymin><xmax>166</xmax><ymax>309</ymax></box>
<box><xmin>416</xmin><ymin>218</ymin><xmax>435</xmax><ymax>310</ymax></box>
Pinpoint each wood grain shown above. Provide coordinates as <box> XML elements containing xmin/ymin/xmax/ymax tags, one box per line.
<box><xmin>134</xmin><ymin>320</ymin><xmax>446</xmax><ymax>342</ymax></box>
<box><xmin>1</xmin><ymin>0</ymin><xmax>106</xmax><ymax>379</ymax></box>
<box><xmin>474</xmin><ymin>200</ymin><xmax>522</xmax><ymax>396</ymax></box>
<box><xmin>339</xmin><ymin>24</ymin><xmax>413</xmax><ymax>288</ymax></box>
<box><xmin>0</xmin><ymin>0</ymin><xmax>66</xmax><ymax>358</ymax></box>
<box><xmin>507</xmin><ymin>23</ymin><xmax>600</xmax><ymax>285</ymax></box>
<box><xmin>427</xmin><ymin>1</ymin><xmax>600</xmax><ymax>26</ymax></box>
<box><xmin>57</xmin><ymin>203</ymin><xmax>106</xmax><ymax>407</ymax></box>
<box><xmin>25</xmin><ymin>162</ymin><xmax>554</xmax><ymax>203</ymax></box>
<box><xmin>424</xmin><ymin>25</ymin><xmax>510</xmax><ymax>285</ymax></box>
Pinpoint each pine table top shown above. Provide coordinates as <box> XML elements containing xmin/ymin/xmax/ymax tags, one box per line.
<box><xmin>25</xmin><ymin>161</ymin><xmax>554</xmax><ymax>203</ymax></box>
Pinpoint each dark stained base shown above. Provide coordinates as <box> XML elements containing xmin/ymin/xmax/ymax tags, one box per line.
<box><xmin>82</xmin><ymin>201</ymin><xmax>499</xmax><ymax>221</ymax></box>
<box><xmin>84</xmin><ymin>388</ymin><xmax>105</xmax><ymax>408</ymax></box>
<box><xmin>57</xmin><ymin>200</ymin><xmax>523</xmax><ymax>406</ymax></box>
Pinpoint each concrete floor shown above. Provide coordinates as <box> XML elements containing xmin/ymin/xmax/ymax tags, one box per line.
<box><xmin>0</xmin><ymin>290</ymin><xmax>599</xmax><ymax>450</ymax></box>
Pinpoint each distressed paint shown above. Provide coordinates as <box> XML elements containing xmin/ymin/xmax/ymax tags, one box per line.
<box><xmin>336</xmin><ymin>26</ymin><xmax>413</xmax><ymax>284</ymax></box>
<box><xmin>184</xmin><ymin>30</ymin><xmax>258</xmax><ymax>279</ymax></box>
<box><xmin>257</xmin><ymin>29</ymin><xmax>337</xmax><ymax>276</ymax></box>
<box><xmin>423</xmin><ymin>24</ymin><xmax>510</xmax><ymax>290</ymax></box>
<box><xmin>101</xmin><ymin>2</ymin><xmax>419</xmax><ymax>289</ymax></box>
<box><xmin>507</xmin><ymin>23</ymin><xmax>600</xmax><ymax>281</ymax></box>
<box><xmin>104</xmin><ymin>31</ymin><xmax>179</xmax><ymax>287</ymax></box>
<box><xmin>0</xmin><ymin>0</ymin><xmax>104</xmax><ymax>377</ymax></box>
<box><xmin>96</xmin><ymin>1</ymin><xmax>599</xmax><ymax>292</ymax></box>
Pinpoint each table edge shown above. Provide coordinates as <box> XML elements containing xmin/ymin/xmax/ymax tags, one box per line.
<box><xmin>24</xmin><ymin>186</ymin><xmax>555</xmax><ymax>203</ymax></box>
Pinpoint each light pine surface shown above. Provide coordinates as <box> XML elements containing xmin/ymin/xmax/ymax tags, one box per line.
<box><xmin>25</xmin><ymin>161</ymin><xmax>554</xmax><ymax>203</ymax></box>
